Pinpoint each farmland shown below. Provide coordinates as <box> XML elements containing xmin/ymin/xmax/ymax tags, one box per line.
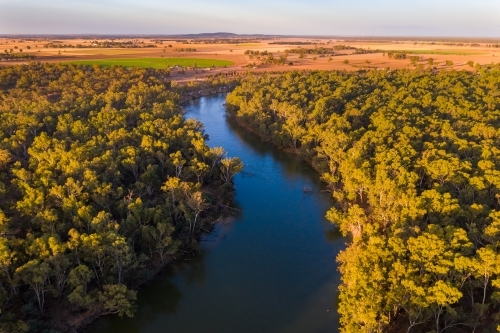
<box><xmin>70</xmin><ymin>57</ymin><xmax>234</xmax><ymax>68</ymax></box>
<box><xmin>0</xmin><ymin>36</ymin><xmax>500</xmax><ymax>75</ymax></box>
<box><xmin>402</xmin><ymin>49</ymin><xmax>486</xmax><ymax>55</ymax></box>
<box><xmin>0</xmin><ymin>36</ymin><xmax>499</xmax><ymax>82</ymax></box>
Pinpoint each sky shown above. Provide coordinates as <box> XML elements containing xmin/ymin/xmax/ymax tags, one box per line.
<box><xmin>1</xmin><ymin>0</ymin><xmax>500</xmax><ymax>37</ymax></box>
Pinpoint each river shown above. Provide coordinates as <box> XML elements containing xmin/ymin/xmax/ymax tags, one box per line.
<box><xmin>88</xmin><ymin>94</ymin><xmax>344</xmax><ymax>333</ymax></box>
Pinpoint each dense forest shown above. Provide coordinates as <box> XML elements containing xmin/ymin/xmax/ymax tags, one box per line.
<box><xmin>226</xmin><ymin>66</ymin><xmax>500</xmax><ymax>333</ymax></box>
<box><xmin>0</xmin><ymin>63</ymin><xmax>241</xmax><ymax>332</ymax></box>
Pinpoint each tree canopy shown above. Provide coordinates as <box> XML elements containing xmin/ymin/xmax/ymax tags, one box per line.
<box><xmin>0</xmin><ymin>62</ymin><xmax>239</xmax><ymax>332</ymax></box>
<box><xmin>226</xmin><ymin>66</ymin><xmax>500</xmax><ymax>333</ymax></box>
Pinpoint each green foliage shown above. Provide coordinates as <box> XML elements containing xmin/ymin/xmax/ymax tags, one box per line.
<box><xmin>226</xmin><ymin>67</ymin><xmax>500</xmax><ymax>332</ymax></box>
<box><xmin>0</xmin><ymin>63</ymin><xmax>239</xmax><ymax>331</ymax></box>
<box><xmin>403</xmin><ymin>49</ymin><xmax>484</xmax><ymax>56</ymax></box>
<box><xmin>285</xmin><ymin>46</ymin><xmax>341</xmax><ymax>55</ymax></box>
<box><xmin>0</xmin><ymin>53</ymin><xmax>36</xmax><ymax>61</ymax></box>
<box><xmin>70</xmin><ymin>57</ymin><xmax>234</xmax><ymax>69</ymax></box>
<box><xmin>99</xmin><ymin>284</ymin><xmax>137</xmax><ymax>317</ymax></box>
<box><xmin>387</xmin><ymin>51</ymin><xmax>407</xmax><ymax>59</ymax></box>
<box><xmin>409</xmin><ymin>55</ymin><xmax>420</xmax><ymax>65</ymax></box>
<box><xmin>220</xmin><ymin>157</ymin><xmax>244</xmax><ymax>184</ymax></box>
<box><xmin>244</xmin><ymin>50</ymin><xmax>288</xmax><ymax>66</ymax></box>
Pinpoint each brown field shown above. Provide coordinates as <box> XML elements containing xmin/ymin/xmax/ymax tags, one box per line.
<box><xmin>1</xmin><ymin>36</ymin><xmax>499</xmax><ymax>82</ymax></box>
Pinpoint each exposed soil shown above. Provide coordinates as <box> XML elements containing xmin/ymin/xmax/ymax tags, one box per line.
<box><xmin>1</xmin><ymin>37</ymin><xmax>499</xmax><ymax>81</ymax></box>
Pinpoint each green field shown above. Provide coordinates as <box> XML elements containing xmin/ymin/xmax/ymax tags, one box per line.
<box><xmin>402</xmin><ymin>50</ymin><xmax>485</xmax><ymax>55</ymax></box>
<box><xmin>70</xmin><ymin>57</ymin><xmax>234</xmax><ymax>68</ymax></box>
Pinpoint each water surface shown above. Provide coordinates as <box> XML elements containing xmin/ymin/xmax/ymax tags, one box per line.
<box><xmin>89</xmin><ymin>94</ymin><xmax>344</xmax><ymax>333</ymax></box>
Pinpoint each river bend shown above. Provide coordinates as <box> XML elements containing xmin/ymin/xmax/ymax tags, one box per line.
<box><xmin>89</xmin><ymin>94</ymin><xmax>343</xmax><ymax>333</ymax></box>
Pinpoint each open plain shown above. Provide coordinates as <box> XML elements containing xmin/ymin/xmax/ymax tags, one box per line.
<box><xmin>1</xmin><ymin>36</ymin><xmax>499</xmax><ymax>82</ymax></box>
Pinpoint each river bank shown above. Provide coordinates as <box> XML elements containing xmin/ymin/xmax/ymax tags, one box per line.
<box><xmin>226</xmin><ymin>112</ymin><xmax>328</xmax><ymax>178</ymax></box>
<box><xmin>88</xmin><ymin>93</ymin><xmax>342</xmax><ymax>333</ymax></box>
<box><xmin>179</xmin><ymin>85</ymin><xmax>232</xmax><ymax>103</ymax></box>
<box><xmin>47</xmin><ymin>95</ymin><xmax>240</xmax><ymax>333</ymax></box>
<box><xmin>57</xmin><ymin>184</ymin><xmax>236</xmax><ymax>333</ymax></box>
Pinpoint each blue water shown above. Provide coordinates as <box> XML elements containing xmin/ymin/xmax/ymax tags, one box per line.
<box><xmin>89</xmin><ymin>94</ymin><xmax>343</xmax><ymax>333</ymax></box>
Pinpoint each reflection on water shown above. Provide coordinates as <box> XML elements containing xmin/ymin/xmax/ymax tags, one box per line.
<box><xmin>88</xmin><ymin>94</ymin><xmax>344</xmax><ymax>333</ymax></box>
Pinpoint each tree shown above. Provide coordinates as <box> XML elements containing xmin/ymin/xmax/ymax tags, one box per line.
<box><xmin>121</xmin><ymin>146</ymin><xmax>141</xmax><ymax>181</ymax></box>
<box><xmin>225</xmin><ymin>67</ymin><xmax>500</xmax><ymax>332</ymax></box>
<box><xmin>409</xmin><ymin>56</ymin><xmax>420</xmax><ymax>66</ymax></box>
<box><xmin>106</xmin><ymin>232</ymin><xmax>135</xmax><ymax>285</ymax></box>
<box><xmin>0</xmin><ymin>237</ymin><xmax>15</xmax><ymax>294</ymax></box>
<box><xmin>142</xmin><ymin>221</ymin><xmax>177</xmax><ymax>264</ymax></box>
<box><xmin>170</xmin><ymin>151</ymin><xmax>186</xmax><ymax>178</ymax></box>
<box><xmin>467</xmin><ymin>246</ymin><xmax>500</xmax><ymax>329</ymax></box>
<box><xmin>185</xmin><ymin>191</ymin><xmax>209</xmax><ymax>236</ymax></box>
<box><xmin>206</xmin><ymin>147</ymin><xmax>225</xmax><ymax>175</ymax></box>
<box><xmin>189</xmin><ymin>158</ymin><xmax>209</xmax><ymax>183</ymax></box>
<box><xmin>68</xmin><ymin>264</ymin><xmax>94</xmax><ymax>307</ymax></box>
<box><xmin>220</xmin><ymin>157</ymin><xmax>243</xmax><ymax>183</ymax></box>
<box><xmin>47</xmin><ymin>253</ymin><xmax>70</xmax><ymax>297</ymax></box>
<box><xmin>69</xmin><ymin>264</ymin><xmax>93</xmax><ymax>296</ymax></box>
<box><xmin>15</xmin><ymin>260</ymin><xmax>52</xmax><ymax>315</ymax></box>
<box><xmin>99</xmin><ymin>284</ymin><xmax>137</xmax><ymax>317</ymax></box>
<box><xmin>162</xmin><ymin>177</ymin><xmax>192</xmax><ymax>207</ymax></box>
<box><xmin>0</xmin><ymin>63</ymin><xmax>237</xmax><ymax>328</ymax></box>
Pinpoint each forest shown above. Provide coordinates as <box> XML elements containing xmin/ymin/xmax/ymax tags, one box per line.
<box><xmin>226</xmin><ymin>66</ymin><xmax>500</xmax><ymax>333</ymax></box>
<box><xmin>0</xmin><ymin>63</ymin><xmax>241</xmax><ymax>332</ymax></box>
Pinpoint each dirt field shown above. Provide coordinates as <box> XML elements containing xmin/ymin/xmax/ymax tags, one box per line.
<box><xmin>1</xmin><ymin>37</ymin><xmax>499</xmax><ymax>82</ymax></box>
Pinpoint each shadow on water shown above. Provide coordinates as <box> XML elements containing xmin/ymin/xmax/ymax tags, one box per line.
<box><xmin>225</xmin><ymin>116</ymin><xmax>323</xmax><ymax>184</ymax></box>
<box><xmin>88</xmin><ymin>93</ymin><xmax>344</xmax><ymax>333</ymax></box>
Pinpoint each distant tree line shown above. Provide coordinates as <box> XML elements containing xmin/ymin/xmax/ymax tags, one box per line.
<box><xmin>269</xmin><ymin>42</ymin><xmax>316</xmax><ymax>45</ymax></box>
<box><xmin>0</xmin><ymin>53</ymin><xmax>36</xmax><ymax>61</ymax></box>
<box><xmin>173</xmin><ymin>48</ymin><xmax>197</xmax><ymax>52</ymax></box>
<box><xmin>43</xmin><ymin>41</ymin><xmax>157</xmax><ymax>49</ymax></box>
<box><xmin>190</xmin><ymin>39</ymin><xmax>262</xmax><ymax>44</ymax></box>
<box><xmin>244</xmin><ymin>50</ymin><xmax>289</xmax><ymax>66</ymax></box>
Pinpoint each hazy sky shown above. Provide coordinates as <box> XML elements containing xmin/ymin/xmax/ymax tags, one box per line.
<box><xmin>1</xmin><ymin>0</ymin><xmax>499</xmax><ymax>36</ymax></box>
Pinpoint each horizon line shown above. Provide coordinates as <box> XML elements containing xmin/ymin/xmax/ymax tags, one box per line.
<box><xmin>1</xmin><ymin>33</ymin><xmax>500</xmax><ymax>40</ymax></box>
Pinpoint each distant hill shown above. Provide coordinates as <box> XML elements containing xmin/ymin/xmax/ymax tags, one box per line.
<box><xmin>157</xmin><ymin>32</ymin><xmax>281</xmax><ymax>39</ymax></box>
<box><xmin>183</xmin><ymin>32</ymin><xmax>238</xmax><ymax>38</ymax></box>
<box><xmin>0</xmin><ymin>32</ymin><xmax>284</xmax><ymax>39</ymax></box>
<box><xmin>2</xmin><ymin>33</ymin><xmax>499</xmax><ymax>43</ymax></box>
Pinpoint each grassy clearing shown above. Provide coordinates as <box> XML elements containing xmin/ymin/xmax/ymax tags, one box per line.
<box><xmin>402</xmin><ymin>50</ymin><xmax>485</xmax><ymax>56</ymax></box>
<box><xmin>236</xmin><ymin>43</ymin><xmax>261</xmax><ymax>46</ymax></box>
<box><xmin>69</xmin><ymin>57</ymin><xmax>234</xmax><ymax>68</ymax></box>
